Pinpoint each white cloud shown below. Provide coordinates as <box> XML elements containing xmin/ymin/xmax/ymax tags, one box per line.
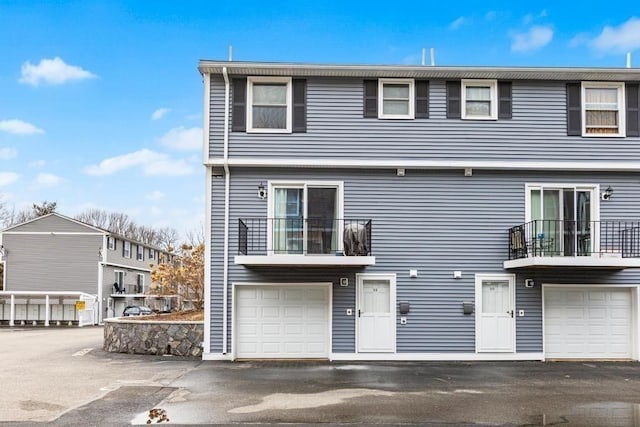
<box><xmin>150</xmin><ymin>206</ymin><xmax>163</xmax><ymax>216</ymax></box>
<box><xmin>0</xmin><ymin>172</ymin><xmax>19</xmax><ymax>187</ymax></box>
<box><xmin>34</xmin><ymin>173</ymin><xmax>64</xmax><ymax>187</ymax></box>
<box><xmin>151</xmin><ymin>108</ymin><xmax>171</xmax><ymax>120</ymax></box>
<box><xmin>158</xmin><ymin>126</ymin><xmax>202</xmax><ymax>151</ymax></box>
<box><xmin>569</xmin><ymin>33</ymin><xmax>590</xmax><ymax>48</ymax></box>
<box><xmin>590</xmin><ymin>17</ymin><xmax>640</xmax><ymax>53</ymax></box>
<box><xmin>511</xmin><ymin>26</ymin><xmax>554</xmax><ymax>52</ymax></box>
<box><xmin>146</xmin><ymin>190</ymin><xmax>165</xmax><ymax>201</ymax></box>
<box><xmin>28</xmin><ymin>159</ymin><xmax>46</xmax><ymax>168</ymax></box>
<box><xmin>83</xmin><ymin>148</ymin><xmax>194</xmax><ymax>176</ymax></box>
<box><xmin>449</xmin><ymin>17</ymin><xmax>465</xmax><ymax>30</ymax></box>
<box><xmin>0</xmin><ymin>119</ymin><xmax>44</xmax><ymax>135</ymax></box>
<box><xmin>19</xmin><ymin>57</ymin><xmax>96</xmax><ymax>86</ymax></box>
<box><xmin>0</xmin><ymin>148</ymin><xmax>17</xmax><ymax>159</ymax></box>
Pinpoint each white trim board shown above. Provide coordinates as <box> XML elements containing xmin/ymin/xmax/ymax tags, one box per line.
<box><xmin>205</xmin><ymin>157</ymin><xmax>640</xmax><ymax>172</ymax></box>
<box><xmin>331</xmin><ymin>352</ymin><xmax>544</xmax><ymax>361</ymax></box>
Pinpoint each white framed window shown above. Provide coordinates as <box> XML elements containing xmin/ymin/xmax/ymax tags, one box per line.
<box><xmin>136</xmin><ymin>273</ymin><xmax>145</xmax><ymax>294</ymax></box>
<box><xmin>123</xmin><ymin>241</ymin><xmax>131</xmax><ymax>259</ymax></box>
<box><xmin>378</xmin><ymin>78</ymin><xmax>415</xmax><ymax>119</ymax></box>
<box><xmin>149</xmin><ymin>248</ymin><xmax>155</xmax><ymax>260</ymax></box>
<box><xmin>267</xmin><ymin>181</ymin><xmax>344</xmax><ymax>255</ymax></box>
<box><xmin>525</xmin><ymin>184</ymin><xmax>599</xmax><ymax>256</ymax></box>
<box><xmin>107</xmin><ymin>237</ymin><xmax>116</xmax><ymax>251</ymax></box>
<box><xmin>461</xmin><ymin>79</ymin><xmax>497</xmax><ymax>120</ymax></box>
<box><xmin>247</xmin><ymin>76</ymin><xmax>292</xmax><ymax>133</ymax></box>
<box><xmin>136</xmin><ymin>245</ymin><xmax>144</xmax><ymax>261</ymax></box>
<box><xmin>582</xmin><ymin>82</ymin><xmax>625</xmax><ymax>137</ymax></box>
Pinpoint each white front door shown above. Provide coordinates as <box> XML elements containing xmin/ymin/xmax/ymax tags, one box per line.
<box><xmin>357</xmin><ymin>274</ymin><xmax>395</xmax><ymax>352</ymax></box>
<box><xmin>476</xmin><ymin>274</ymin><xmax>515</xmax><ymax>352</ymax></box>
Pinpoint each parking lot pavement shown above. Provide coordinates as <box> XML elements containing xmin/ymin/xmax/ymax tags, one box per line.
<box><xmin>0</xmin><ymin>327</ymin><xmax>200</xmax><ymax>424</ymax></box>
<box><xmin>2</xmin><ymin>327</ymin><xmax>640</xmax><ymax>426</ymax></box>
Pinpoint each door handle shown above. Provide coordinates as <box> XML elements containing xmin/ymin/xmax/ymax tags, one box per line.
<box><xmin>508</xmin><ymin>310</ymin><xmax>514</xmax><ymax>318</ymax></box>
<box><xmin>358</xmin><ymin>309</ymin><xmax>361</xmax><ymax>317</ymax></box>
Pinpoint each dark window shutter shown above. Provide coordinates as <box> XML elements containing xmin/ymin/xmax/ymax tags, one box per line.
<box><xmin>415</xmin><ymin>80</ymin><xmax>429</xmax><ymax>118</ymax></box>
<box><xmin>446</xmin><ymin>81</ymin><xmax>461</xmax><ymax>119</ymax></box>
<box><xmin>498</xmin><ymin>81</ymin><xmax>512</xmax><ymax>119</ymax></box>
<box><xmin>292</xmin><ymin>79</ymin><xmax>307</xmax><ymax>133</ymax></box>
<box><xmin>363</xmin><ymin>80</ymin><xmax>378</xmax><ymax>118</ymax></box>
<box><xmin>232</xmin><ymin>78</ymin><xmax>246</xmax><ymax>132</ymax></box>
<box><xmin>566</xmin><ymin>83</ymin><xmax>582</xmax><ymax>136</ymax></box>
<box><xmin>626</xmin><ymin>83</ymin><xmax>639</xmax><ymax>137</ymax></box>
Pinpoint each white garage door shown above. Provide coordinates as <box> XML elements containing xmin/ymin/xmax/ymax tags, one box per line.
<box><xmin>544</xmin><ymin>287</ymin><xmax>632</xmax><ymax>359</ymax></box>
<box><xmin>235</xmin><ymin>285</ymin><xmax>330</xmax><ymax>358</ymax></box>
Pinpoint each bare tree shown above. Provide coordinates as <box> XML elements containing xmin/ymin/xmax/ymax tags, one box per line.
<box><xmin>32</xmin><ymin>200</ymin><xmax>57</xmax><ymax>217</ymax></box>
<box><xmin>185</xmin><ymin>223</ymin><xmax>205</xmax><ymax>247</ymax></box>
<box><xmin>75</xmin><ymin>208</ymin><xmax>109</xmax><ymax>229</ymax></box>
<box><xmin>157</xmin><ymin>227</ymin><xmax>180</xmax><ymax>251</ymax></box>
<box><xmin>74</xmin><ymin>207</ymin><xmax>178</xmax><ymax>250</ymax></box>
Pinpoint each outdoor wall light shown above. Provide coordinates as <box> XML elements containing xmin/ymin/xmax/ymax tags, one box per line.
<box><xmin>602</xmin><ymin>186</ymin><xmax>614</xmax><ymax>201</ymax></box>
<box><xmin>257</xmin><ymin>182</ymin><xmax>267</xmax><ymax>200</ymax></box>
<box><xmin>0</xmin><ymin>245</ymin><xmax>5</xmax><ymax>259</ymax></box>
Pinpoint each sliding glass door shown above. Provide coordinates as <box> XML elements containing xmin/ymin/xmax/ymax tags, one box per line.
<box><xmin>529</xmin><ymin>186</ymin><xmax>594</xmax><ymax>256</ymax></box>
<box><xmin>271</xmin><ymin>183</ymin><xmax>341</xmax><ymax>255</ymax></box>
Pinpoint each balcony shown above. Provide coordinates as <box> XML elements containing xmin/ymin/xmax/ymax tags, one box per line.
<box><xmin>504</xmin><ymin>220</ymin><xmax>640</xmax><ymax>269</ymax></box>
<box><xmin>235</xmin><ymin>218</ymin><xmax>375</xmax><ymax>267</ymax></box>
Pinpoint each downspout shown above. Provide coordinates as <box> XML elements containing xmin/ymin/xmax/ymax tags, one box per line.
<box><xmin>222</xmin><ymin>66</ymin><xmax>231</xmax><ymax>355</ymax></box>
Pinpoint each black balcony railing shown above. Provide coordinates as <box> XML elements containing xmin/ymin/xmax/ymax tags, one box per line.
<box><xmin>238</xmin><ymin>218</ymin><xmax>372</xmax><ymax>256</ymax></box>
<box><xmin>508</xmin><ymin>220</ymin><xmax>640</xmax><ymax>260</ymax></box>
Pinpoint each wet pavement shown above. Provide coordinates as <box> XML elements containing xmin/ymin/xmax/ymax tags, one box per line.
<box><xmin>1</xmin><ymin>327</ymin><xmax>640</xmax><ymax>426</ymax></box>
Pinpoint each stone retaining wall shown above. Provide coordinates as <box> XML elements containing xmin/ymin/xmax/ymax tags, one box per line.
<box><xmin>103</xmin><ymin>318</ymin><xmax>203</xmax><ymax>357</ymax></box>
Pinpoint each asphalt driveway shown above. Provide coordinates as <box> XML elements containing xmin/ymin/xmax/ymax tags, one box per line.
<box><xmin>1</xmin><ymin>327</ymin><xmax>639</xmax><ymax>426</ymax></box>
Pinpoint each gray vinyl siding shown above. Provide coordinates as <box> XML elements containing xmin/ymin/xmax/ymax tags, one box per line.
<box><xmin>104</xmin><ymin>239</ymin><xmax>157</xmax><ymax>270</ymax></box>
<box><xmin>208</xmin><ymin>168</ymin><xmax>640</xmax><ymax>355</ymax></box>
<box><xmin>6</xmin><ymin>215</ymin><xmax>100</xmax><ymax>233</ymax></box>
<box><xmin>209</xmin><ymin>78</ymin><xmax>640</xmax><ymax>162</ymax></box>
<box><xmin>3</xmin><ymin>234</ymin><xmax>102</xmax><ymax>293</ymax></box>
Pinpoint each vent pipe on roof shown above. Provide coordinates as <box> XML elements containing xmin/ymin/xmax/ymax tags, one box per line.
<box><xmin>430</xmin><ymin>47</ymin><xmax>436</xmax><ymax>66</ymax></box>
<box><xmin>421</xmin><ymin>48</ymin><xmax>426</xmax><ymax>66</ymax></box>
<box><xmin>626</xmin><ymin>52</ymin><xmax>632</xmax><ymax>68</ymax></box>
<box><xmin>228</xmin><ymin>45</ymin><xmax>233</xmax><ymax>62</ymax></box>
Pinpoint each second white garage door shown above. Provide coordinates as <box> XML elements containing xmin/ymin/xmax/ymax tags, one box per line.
<box><xmin>544</xmin><ymin>287</ymin><xmax>633</xmax><ymax>359</ymax></box>
<box><xmin>235</xmin><ymin>285</ymin><xmax>330</xmax><ymax>359</ymax></box>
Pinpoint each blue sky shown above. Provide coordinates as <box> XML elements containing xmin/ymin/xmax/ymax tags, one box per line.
<box><xmin>1</xmin><ymin>1</ymin><xmax>639</xmax><ymax>237</ymax></box>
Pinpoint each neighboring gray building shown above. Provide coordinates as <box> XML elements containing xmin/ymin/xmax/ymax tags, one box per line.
<box><xmin>0</xmin><ymin>213</ymin><xmax>172</xmax><ymax>324</ymax></box>
<box><xmin>199</xmin><ymin>60</ymin><xmax>640</xmax><ymax>361</ymax></box>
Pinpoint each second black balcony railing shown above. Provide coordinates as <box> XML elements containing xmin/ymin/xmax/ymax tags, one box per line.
<box><xmin>238</xmin><ymin>218</ymin><xmax>372</xmax><ymax>256</ymax></box>
<box><xmin>508</xmin><ymin>220</ymin><xmax>640</xmax><ymax>260</ymax></box>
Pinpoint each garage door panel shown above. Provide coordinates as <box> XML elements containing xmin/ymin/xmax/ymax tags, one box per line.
<box><xmin>236</xmin><ymin>285</ymin><xmax>330</xmax><ymax>358</ymax></box>
<box><xmin>545</xmin><ymin>288</ymin><xmax>632</xmax><ymax>359</ymax></box>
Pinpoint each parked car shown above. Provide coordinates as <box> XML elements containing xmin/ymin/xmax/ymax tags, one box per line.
<box><xmin>122</xmin><ymin>305</ymin><xmax>153</xmax><ymax>317</ymax></box>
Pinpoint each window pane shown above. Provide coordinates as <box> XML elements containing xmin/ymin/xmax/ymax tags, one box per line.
<box><xmin>307</xmin><ymin>187</ymin><xmax>337</xmax><ymax>254</ymax></box>
<box><xmin>466</xmin><ymin>86</ymin><xmax>491</xmax><ymax>100</ymax></box>
<box><xmin>585</xmin><ymin>88</ymin><xmax>618</xmax><ymax>108</ymax></box>
<box><xmin>274</xmin><ymin>188</ymin><xmax>303</xmax><ymax>254</ymax></box>
<box><xmin>383</xmin><ymin>84</ymin><xmax>409</xmax><ymax>99</ymax></box>
<box><xmin>252</xmin><ymin>106</ymin><xmax>286</xmax><ymax>129</ymax></box>
<box><xmin>482</xmin><ymin>281</ymin><xmax>509</xmax><ymax>313</ymax></box>
<box><xmin>253</xmin><ymin>84</ymin><xmax>286</xmax><ymax>104</ymax></box>
<box><xmin>465</xmin><ymin>101</ymin><xmax>490</xmax><ymax>116</ymax></box>
<box><xmin>383</xmin><ymin>100</ymin><xmax>409</xmax><ymax>115</ymax></box>
<box><xmin>586</xmin><ymin>110</ymin><xmax>618</xmax><ymax>127</ymax></box>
